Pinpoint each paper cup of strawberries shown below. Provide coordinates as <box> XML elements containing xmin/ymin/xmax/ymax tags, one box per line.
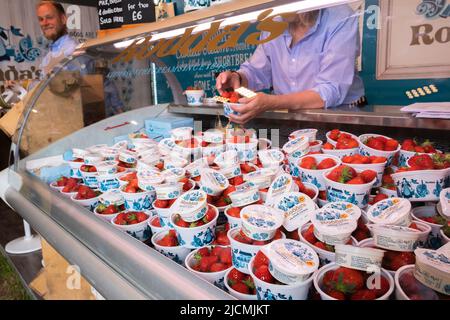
<box><xmin>391</xmin><ymin>153</ymin><xmax>450</xmax><ymax>202</ymax></box>
<box><xmin>326</xmin><ymin>129</ymin><xmax>359</xmax><ymax>147</ymax></box>
<box><xmin>80</xmin><ymin>164</ymin><xmax>99</xmax><ymax>188</ymax></box>
<box><xmin>120</xmin><ymin>182</ymin><xmax>155</xmax><ymax>211</ymax></box>
<box><xmin>358</xmin><ymin>134</ymin><xmax>400</xmax><ymax>166</ymax></box>
<box><xmin>94</xmin><ymin>190</ymin><xmax>126</xmax><ymax>222</ymax></box>
<box><xmin>50</xmin><ymin>177</ymin><xmax>80</xmax><ymax>191</ymax></box>
<box><xmin>224</xmin><ymin>206</ymin><xmax>243</xmax><ymax>230</ymax></box>
<box><xmin>148</xmin><ymin>214</ymin><xmax>166</xmax><ymax>235</ymax></box>
<box><xmin>184</xmin><ymin>87</ymin><xmax>204</xmax><ymax>106</ymax></box>
<box><xmin>67</xmin><ymin>157</ymin><xmax>84</xmax><ymax>178</ymax></box>
<box><xmin>111</xmin><ymin>210</ymin><xmax>152</xmax><ymax>241</ymax></box>
<box><xmin>295</xmin><ymin>154</ymin><xmax>341</xmax><ymax>191</ymax></box>
<box><xmin>226</xmin><ymin>136</ymin><xmax>258</xmax><ymax>162</ymax></box>
<box><xmin>224</xmin><ymin>267</ymin><xmax>257</xmax><ymax>300</ymax></box>
<box><xmin>323</xmin><ymin>165</ymin><xmax>377</xmax><ymax>209</ymax></box>
<box><xmin>171</xmin><ymin>204</ymin><xmax>219</xmax><ymax>249</ymax></box>
<box><xmin>228</xmin><ymin>226</ymin><xmax>284</xmax><ymax>274</ymax></box>
<box><xmin>395</xmin><ymin>247</ymin><xmax>450</xmax><ymax>300</ymax></box>
<box><xmin>248</xmin><ymin>242</ymin><xmax>317</xmax><ymax>300</ymax></box>
<box><xmin>398</xmin><ymin>139</ymin><xmax>441</xmax><ymax>167</ymax></box>
<box><xmin>394</xmin><ymin>264</ymin><xmax>446</xmax><ymax>300</ymax></box>
<box><xmin>151</xmin><ymin>230</ymin><xmax>191</xmax><ymax>265</ymax></box>
<box><xmin>185</xmin><ymin>245</ymin><xmax>233</xmax><ymax>289</ymax></box>
<box><xmin>342</xmin><ymin>154</ymin><xmax>387</xmax><ymax>188</ymax></box>
<box><xmin>70</xmin><ymin>185</ymin><xmax>101</xmax><ymax>210</ymax></box>
<box><xmin>60</xmin><ymin>181</ymin><xmax>82</xmax><ymax>198</ymax></box>
<box><xmin>313</xmin><ymin>263</ymin><xmax>394</xmax><ymax>300</ymax></box>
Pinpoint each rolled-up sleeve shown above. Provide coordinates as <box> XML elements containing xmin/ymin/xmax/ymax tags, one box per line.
<box><xmin>238</xmin><ymin>44</ymin><xmax>272</xmax><ymax>92</ymax></box>
<box><xmin>311</xmin><ymin>13</ymin><xmax>360</xmax><ymax>108</ymax></box>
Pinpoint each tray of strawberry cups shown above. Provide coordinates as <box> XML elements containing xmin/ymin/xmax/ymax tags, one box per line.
<box><xmin>40</xmin><ymin>125</ymin><xmax>450</xmax><ymax>300</ymax></box>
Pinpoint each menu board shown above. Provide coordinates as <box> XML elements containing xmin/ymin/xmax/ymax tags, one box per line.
<box><xmin>97</xmin><ymin>0</ymin><xmax>124</xmax><ymax>30</ymax></box>
<box><xmin>123</xmin><ymin>0</ymin><xmax>156</xmax><ymax>25</ymax></box>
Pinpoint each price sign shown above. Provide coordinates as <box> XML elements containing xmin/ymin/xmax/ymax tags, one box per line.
<box><xmin>123</xmin><ymin>0</ymin><xmax>156</xmax><ymax>25</ymax></box>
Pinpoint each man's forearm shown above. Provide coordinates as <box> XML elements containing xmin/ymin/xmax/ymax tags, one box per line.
<box><xmin>266</xmin><ymin>90</ymin><xmax>325</xmax><ymax>111</ymax></box>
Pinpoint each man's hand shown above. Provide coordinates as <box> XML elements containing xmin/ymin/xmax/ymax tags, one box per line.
<box><xmin>216</xmin><ymin>71</ymin><xmax>241</xmax><ymax>95</ymax></box>
<box><xmin>228</xmin><ymin>93</ymin><xmax>272</xmax><ymax>125</ymax></box>
<box><xmin>3</xmin><ymin>80</ymin><xmax>17</xmax><ymax>89</ymax></box>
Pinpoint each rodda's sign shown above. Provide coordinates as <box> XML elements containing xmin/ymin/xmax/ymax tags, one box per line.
<box><xmin>411</xmin><ymin>0</ymin><xmax>450</xmax><ymax>45</ymax></box>
<box><xmin>112</xmin><ymin>9</ymin><xmax>295</xmax><ymax>63</ymax></box>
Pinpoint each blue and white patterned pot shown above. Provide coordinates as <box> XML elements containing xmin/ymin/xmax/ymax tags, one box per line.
<box><xmin>151</xmin><ymin>230</ymin><xmax>191</xmax><ymax>265</ymax></box>
<box><xmin>171</xmin><ymin>205</ymin><xmax>218</xmax><ymax>249</ymax></box>
<box><xmin>120</xmin><ymin>187</ymin><xmax>156</xmax><ymax>210</ymax></box>
<box><xmin>249</xmin><ymin>256</ymin><xmax>314</xmax><ymax>300</ymax></box>
<box><xmin>111</xmin><ymin>212</ymin><xmax>152</xmax><ymax>241</ymax></box>
<box><xmin>223</xmin><ymin>102</ymin><xmax>241</xmax><ymax>118</ymax></box>
<box><xmin>391</xmin><ymin>168</ymin><xmax>450</xmax><ymax>202</ymax></box>
<box><xmin>70</xmin><ymin>193</ymin><xmax>100</xmax><ymax>212</ymax></box>
<box><xmin>323</xmin><ymin>170</ymin><xmax>376</xmax><ymax>209</ymax></box>
<box><xmin>293</xmin><ymin>154</ymin><xmax>341</xmax><ymax>191</ymax></box>
<box><xmin>226</xmin><ymin>138</ymin><xmax>258</xmax><ymax>162</ymax></box>
<box><xmin>184</xmin><ymin>89</ymin><xmax>205</xmax><ymax>106</ymax></box>
<box><xmin>68</xmin><ymin>160</ymin><xmax>83</xmax><ymax>178</ymax></box>
<box><xmin>185</xmin><ymin>245</ymin><xmax>231</xmax><ymax>290</ymax></box>
<box><xmin>228</xmin><ymin>227</ymin><xmax>269</xmax><ymax>274</ymax></box>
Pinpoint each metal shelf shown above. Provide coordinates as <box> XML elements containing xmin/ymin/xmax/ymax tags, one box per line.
<box><xmin>168</xmin><ymin>104</ymin><xmax>450</xmax><ymax>131</ymax></box>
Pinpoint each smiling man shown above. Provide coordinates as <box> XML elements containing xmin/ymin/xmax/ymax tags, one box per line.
<box><xmin>36</xmin><ymin>1</ymin><xmax>78</xmax><ymax>75</ymax></box>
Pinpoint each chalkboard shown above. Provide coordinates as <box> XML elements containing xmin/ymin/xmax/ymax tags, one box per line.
<box><xmin>123</xmin><ymin>0</ymin><xmax>156</xmax><ymax>25</ymax></box>
<box><xmin>97</xmin><ymin>0</ymin><xmax>124</xmax><ymax>30</ymax></box>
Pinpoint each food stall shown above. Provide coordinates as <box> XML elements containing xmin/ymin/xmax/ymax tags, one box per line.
<box><xmin>1</xmin><ymin>0</ymin><xmax>449</xmax><ymax>300</ymax></box>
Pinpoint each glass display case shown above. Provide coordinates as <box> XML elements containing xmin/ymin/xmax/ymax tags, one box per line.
<box><xmin>3</xmin><ymin>0</ymin><xmax>450</xmax><ymax>300</ymax></box>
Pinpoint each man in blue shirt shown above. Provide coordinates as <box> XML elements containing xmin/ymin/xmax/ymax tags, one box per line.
<box><xmin>216</xmin><ymin>5</ymin><xmax>365</xmax><ymax>124</ymax></box>
<box><xmin>36</xmin><ymin>1</ymin><xmax>79</xmax><ymax>75</ymax></box>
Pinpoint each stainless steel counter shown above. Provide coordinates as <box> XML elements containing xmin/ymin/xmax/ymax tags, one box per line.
<box><xmin>168</xmin><ymin>104</ymin><xmax>450</xmax><ymax>131</ymax></box>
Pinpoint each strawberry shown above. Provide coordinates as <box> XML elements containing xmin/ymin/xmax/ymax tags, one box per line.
<box><xmin>300</xmin><ymin>157</ymin><xmax>317</xmax><ymax>170</ymax></box>
<box><xmin>228</xmin><ymin>268</ymin><xmax>246</xmax><ymax>282</ymax></box>
<box><xmin>240</xmin><ymin>163</ymin><xmax>256</xmax><ymax>174</ymax></box>
<box><xmin>253</xmin><ymin>251</ymin><xmax>269</xmax><ymax>269</ymax></box>
<box><xmin>253</xmin><ymin>265</ymin><xmax>274</xmax><ymax>283</ymax></box>
<box><xmin>401</xmin><ymin>139</ymin><xmax>416</xmax><ymax>152</ymax></box>
<box><xmin>366</xmin><ymin>137</ymin><xmax>384</xmax><ymax>151</ymax></box>
<box><xmin>359</xmin><ymin>170</ymin><xmax>377</xmax><ymax>183</ymax></box>
<box><xmin>327</xmin><ymin>165</ymin><xmax>357</xmax><ymax>183</ymax></box>
<box><xmin>302</xmin><ymin>225</ymin><xmax>317</xmax><ymax>244</ymax></box>
<box><xmin>336</xmin><ymin>138</ymin><xmax>358</xmax><ymax>149</ymax></box>
<box><xmin>322</xmin><ymin>270</ymin><xmax>335</xmax><ymax>290</ymax></box>
<box><xmin>330</xmin><ymin>267</ymin><xmax>364</xmax><ymax>294</ymax></box>
<box><xmin>328</xmin><ymin>129</ymin><xmax>341</xmax><ymax>141</ymax></box>
<box><xmin>325</xmin><ymin>288</ymin><xmax>346</xmax><ymax>300</ymax></box>
<box><xmin>226</xmin><ymin>207</ymin><xmax>241</xmax><ymax>218</ymax></box>
<box><xmin>372</xmin><ymin>193</ymin><xmax>388</xmax><ymax>204</ymax></box>
<box><xmin>322</xmin><ymin>142</ymin><xmax>334</xmax><ymax>150</ymax></box>
<box><xmin>408</xmin><ymin>154</ymin><xmax>434</xmax><ymax>170</ymax></box>
<box><xmin>210</xmin><ymin>262</ymin><xmax>227</xmax><ymax>272</ymax></box>
<box><xmin>154</xmin><ymin>199</ymin><xmax>169</xmax><ymax>208</ymax></box>
<box><xmin>230</xmin><ymin>281</ymin><xmax>250</xmax><ymax>294</ymax></box>
<box><xmin>350</xmin><ymin>289</ymin><xmax>377</xmax><ymax>300</ymax></box>
<box><xmin>384</xmin><ymin>139</ymin><xmax>399</xmax><ymax>151</ymax></box>
<box><xmin>219</xmin><ymin>247</ymin><xmax>232</xmax><ymax>265</ymax></box>
<box><xmin>317</xmin><ymin>158</ymin><xmax>337</xmax><ymax>170</ymax></box>
<box><xmin>346</xmin><ymin>176</ymin><xmax>365</xmax><ymax>185</ymax></box>
<box><xmin>421</xmin><ymin>140</ymin><xmax>436</xmax><ymax>153</ymax></box>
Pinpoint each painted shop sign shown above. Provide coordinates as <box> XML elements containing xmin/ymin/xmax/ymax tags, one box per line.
<box><xmin>377</xmin><ymin>0</ymin><xmax>450</xmax><ymax>80</ymax></box>
<box><xmin>113</xmin><ymin>9</ymin><xmax>295</xmax><ymax>63</ymax></box>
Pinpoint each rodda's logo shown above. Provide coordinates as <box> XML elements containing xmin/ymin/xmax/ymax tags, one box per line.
<box><xmin>416</xmin><ymin>0</ymin><xmax>450</xmax><ymax>18</ymax></box>
<box><xmin>113</xmin><ymin>9</ymin><xmax>295</xmax><ymax>64</ymax></box>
